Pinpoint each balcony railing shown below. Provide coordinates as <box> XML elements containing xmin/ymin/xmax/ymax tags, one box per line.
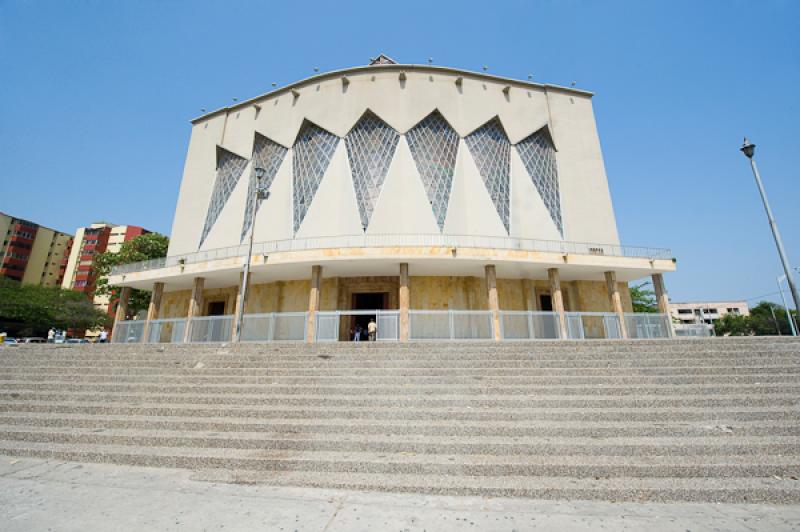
<box><xmin>110</xmin><ymin>234</ymin><xmax>673</xmax><ymax>276</ymax></box>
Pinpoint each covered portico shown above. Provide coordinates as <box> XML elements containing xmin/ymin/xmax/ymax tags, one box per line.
<box><xmin>109</xmin><ymin>235</ymin><xmax>676</xmax><ymax>343</ymax></box>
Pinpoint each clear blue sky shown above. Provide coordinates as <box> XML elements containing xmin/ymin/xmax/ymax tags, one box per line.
<box><xmin>1</xmin><ymin>0</ymin><xmax>798</xmax><ymax>304</ymax></box>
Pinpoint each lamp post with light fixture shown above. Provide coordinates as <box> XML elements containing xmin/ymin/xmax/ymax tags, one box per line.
<box><xmin>234</xmin><ymin>167</ymin><xmax>269</xmax><ymax>342</ymax></box>
<box><xmin>740</xmin><ymin>138</ymin><xmax>800</xmax><ymax>324</ymax></box>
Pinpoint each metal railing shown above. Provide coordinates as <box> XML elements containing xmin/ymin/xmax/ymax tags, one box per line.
<box><xmin>500</xmin><ymin>311</ymin><xmax>561</xmax><ymax>340</ymax></box>
<box><xmin>147</xmin><ymin>318</ymin><xmax>187</xmax><ymax>344</ymax></box>
<box><xmin>240</xmin><ymin>312</ymin><xmax>307</xmax><ymax>342</ymax></box>
<box><xmin>111</xmin><ymin>233</ymin><xmax>673</xmax><ymax>276</ymax></box>
<box><xmin>187</xmin><ymin>315</ymin><xmax>233</xmax><ymax>343</ymax></box>
<box><xmin>112</xmin><ymin>320</ymin><xmax>146</xmax><ymax>343</ymax></box>
<box><xmin>625</xmin><ymin>313</ymin><xmax>672</xmax><ymax>339</ymax></box>
<box><xmin>566</xmin><ymin>312</ymin><xmax>622</xmax><ymax>340</ymax></box>
<box><xmin>113</xmin><ymin>310</ymin><xmax>676</xmax><ymax>343</ymax></box>
<box><xmin>409</xmin><ymin>310</ymin><xmax>494</xmax><ymax>340</ymax></box>
<box><xmin>316</xmin><ymin>310</ymin><xmax>400</xmax><ymax>342</ymax></box>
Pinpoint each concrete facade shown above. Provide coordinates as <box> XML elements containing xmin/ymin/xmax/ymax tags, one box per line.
<box><xmin>107</xmin><ymin>57</ymin><xmax>675</xmax><ymax>341</ymax></box>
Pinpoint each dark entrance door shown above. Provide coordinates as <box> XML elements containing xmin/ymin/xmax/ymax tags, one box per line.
<box><xmin>347</xmin><ymin>292</ymin><xmax>388</xmax><ymax>341</ymax></box>
<box><xmin>539</xmin><ymin>294</ymin><xmax>553</xmax><ymax>311</ymax></box>
<box><xmin>207</xmin><ymin>301</ymin><xmax>226</xmax><ymax>316</ymax></box>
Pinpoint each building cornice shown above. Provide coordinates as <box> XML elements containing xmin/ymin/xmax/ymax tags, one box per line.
<box><xmin>191</xmin><ymin>64</ymin><xmax>594</xmax><ymax>125</ymax></box>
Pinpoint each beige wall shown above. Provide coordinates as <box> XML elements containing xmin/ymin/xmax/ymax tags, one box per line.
<box><xmin>22</xmin><ymin>226</ymin><xmax>54</xmax><ymax>285</ymax></box>
<box><xmin>156</xmin><ymin>276</ymin><xmax>634</xmax><ymax>317</ymax></box>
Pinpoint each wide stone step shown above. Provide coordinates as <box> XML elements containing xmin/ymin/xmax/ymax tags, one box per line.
<box><xmin>2</xmin><ymin>374</ymin><xmax>798</xmax><ymax>386</ymax></box>
<box><xmin>4</xmin><ymin>356</ymin><xmax>799</xmax><ymax>369</ymax></box>
<box><xmin>2</xmin><ymin>413</ymin><xmax>798</xmax><ymax>437</ymax></box>
<box><xmin>1</xmin><ymin>441</ymin><xmax>798</xmax><ymax>484</ymax></box>
<box><xmin>5</xmin><ymin>366</ymin><xmax>797</xmax><ymax>378</ymax></box>
<box><xmin>2</xmin><ymin>382</ymin><xmax>798</xmax><ymax>397</ymax></box>
<box><xmin>2</xmin><ymin>426</ymin><xmax>799</xmax><ymax>457</ymax></box>
<box><xmin>1</xmin><ymin>401</ymin><xmax>795</xmax><ymax>422</ymax></box>
<box><xmin>2</xmin><ymin>391</ymin><xmax>797</xmax><ymax>409</ymax></box>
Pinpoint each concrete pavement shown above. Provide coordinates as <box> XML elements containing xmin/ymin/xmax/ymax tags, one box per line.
<box><xmin>1</xmin><ymin>456</ymin><xmax>798</xmax><ymax>531</ymax></box>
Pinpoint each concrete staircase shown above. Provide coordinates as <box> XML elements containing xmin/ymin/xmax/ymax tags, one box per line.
<box><xmin>1</xmin><ymin>338</ymin><xmax>799</xmax><ymax>503</ymax></box>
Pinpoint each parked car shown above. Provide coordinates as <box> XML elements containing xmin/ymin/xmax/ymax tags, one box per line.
<box><xmin>66</xmin><ymin>338</ymin><xmax>89</xmax><ymax>344</ymax></box>
<box><xmin>22</xmin><ymin>337</ymin><xmax>46</xmax><ymax>343</ymax></box>
<box><xmin>1</xmin><ymin>337</ymin><xmax>19</xmax><ymax>347</ymax></box>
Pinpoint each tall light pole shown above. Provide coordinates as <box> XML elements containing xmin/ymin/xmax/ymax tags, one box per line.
<box><xmin>234</xmin><ymin>167</ymin><xmax>268</xmax><ymax>342</ymax></box>
<box><xmin>740</xmin><ymin>138</ymin><xmax>800</xmax><ymax>326</ymax></box>
<box><xmin>777</xmin><ymin>274</ymin><xmax>798</xmax><ymax>336</ymax></box>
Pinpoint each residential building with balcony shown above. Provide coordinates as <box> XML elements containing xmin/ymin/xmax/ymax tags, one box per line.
<box><xmin>669</xmin><ymin>301</ymin><xmax>750</xmax><ymax>326</ymax></box>
<box><xmin>0</xmin><ymin>211</ymin><xmax>73</xmax><ymax>287</ymax></box>
<box><xmin>109</xmin><ymin>55</ymin><xmax>677</xmax><ymax>343</ymax></box>
<box><xmin>61</xmin><ymin>222</ymin><xmax>150</xmax><ymax>313</ymax></box>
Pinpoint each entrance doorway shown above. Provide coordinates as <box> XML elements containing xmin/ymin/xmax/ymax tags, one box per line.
<box><xmin>346</xmin><ymin>292</ymin><xmax>388</xmax><ymax>341</ymax></box>
<box><xmin>539</xmin><ymin>294</ymin><xmax>553</xmax><ymax>311</ymax></box>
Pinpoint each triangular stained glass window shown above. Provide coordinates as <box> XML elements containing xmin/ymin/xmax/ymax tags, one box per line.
<box><xmin>199</xmin><ymin>147</ymin><xmax>249</xmax><ymax>248</ymax></box>
<box><xmin>292</xmin><ymin>121</ymin><xmax>339</xmax><ymax>234</ymax></box>
<box><xmin>345</xmin><ymin>111</ymin><xmax>400</xmax><ymax>231</ymax></box>
<box><xmin>405</xmin><ymin>111</ymin><xmax>459</xmax><ymax>231</ymax></box>
<box><xmin>516</xmin><ymin>128</ymin><xmax>562</xmax><ymax>235</ymax></box>
<box><xmin>464</xmin><ymin>118</ymin><xmax>511</xmax><ymax>233</ymax></box>
<box><xmin>240</xmin><ymin>134</ymin><xmax>287</xmax><ymax>242</ymax></box>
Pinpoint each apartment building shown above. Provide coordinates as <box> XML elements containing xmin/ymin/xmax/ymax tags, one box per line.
<box><xmin>669</xmin><ymin>301</ymin><xmax>750</xmax><ymax>325</ymax></box>
<box><xmin>61</xmin><ymin>222</ymin><xmax>150</xmax><ymax>312</ymax></box>
<box><xmin>0</xmin><ymin>212</ymin><xmax>73</xmax><ymax>287</ymax></box>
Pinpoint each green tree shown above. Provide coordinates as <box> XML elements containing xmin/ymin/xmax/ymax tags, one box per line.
<box><xmin>713</xmin><ymin>313</ymin><xmax>752</xmax><ymax>336</ymax></box>
<box><xmin>748</xmin><ymin>301</ymin><xmax>794</xmax><ymax>336</ymax></box>
<box><xmin>629</xmin><ymin>282</ymin><xmax>658</xmax><ymax>313</ymax></box>
<box><xmin>94</xmin><ymin>233</ymin><xmax>169</xmax><ymax>318</ymax></box>
<box><xmin>0</xmin><ymin>278</ymin><xmax>109</xmax><ymax>336</ymax></box>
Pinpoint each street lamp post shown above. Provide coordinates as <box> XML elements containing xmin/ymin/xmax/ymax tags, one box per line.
<box><xmin>740</xmin><ymin>138</ymin><xmax>800</xmax><ymax>328</ymax></box>
<box><xmin>234</xmin><ymin>167</ymin><xmax>268</xmax><ymax>342</ymax></box>
<box><xmin>778</xmin><ymin>274</ymin><xmax>798</xmax><ymax>336</ymax></box>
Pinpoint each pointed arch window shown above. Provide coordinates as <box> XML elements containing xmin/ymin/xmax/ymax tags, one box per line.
<box><xmin>516</xmin><ymin>127</ymin><xmax>562</xmax><ymax>234</ymax></box>
<box><xmin>405</xmin><ymin>111</ymin><xmax>459</xmax><ymax>231</ymax></box>
<box><xmin>345</xmin><ymin>111</ymin><xmax>400</xmax><ymax>231</ymax></box>
<box><xmin>199</xmin><ymin>147</ymin><xmax>248</xmax><ymax>248</ymax></box>
<box><xmin>464</xmin><ymin>118</ymin><xmax>511</xmax><ymax>233</ymax></box>
<box><xmin>240</xmin><ymin>134</ymin><xmax>287</xmax><ymax>242</ymax></box>
<box><xmin>292</xmin><ymin>121</ymin><xmax>339</xmax><ymax>234</ymax></box>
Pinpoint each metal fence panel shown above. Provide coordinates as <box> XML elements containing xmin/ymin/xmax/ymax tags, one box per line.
<box><xmin>316</xmin><ymin>312</ymin><xmax>340</xmax><ymax>342</ymax></box>
<box><xmin>273</xmin><ymin>312</ymin><xmax>307</xmax><ymax>341</ymax></box>
<box><xmin>674</xmin><ymin>324</ymin><xmax>712</xmax><ymax>337</ymax></box>
<box><xmin>147</xmin><ymin>319</ymin><xmax>186</xmax><ymax>344</ymax></box>
<box><xmin>625</xmin><ymin>313</ymin><xmax>671</xmax><ymax>339</ymax></box>
<box><xmin>188</xmin><ymin>315</ymin><xmax>233</xmax><ymax>343</ymax></box>
<box><xmin>112</xmin><ymin>321</ymin><xmax>146</xmax><ymax>343</ymax></box>
<box><xmin>240</xmin><ymin>314</ymin><xmax>274</xmax><ymax>342</ymax></box>
<box><xmin>409</xmin><ymin>311</ymin><xmax>452</xmax><ymax>340</ymax></box>
<box><xmin>566</xmin><ymin>313</ymin><xmax>621</xmax><ymax>340</ymax></box>
<box><xmin>499</xmin><ymin>311</ymin><xmax>561</xmax><ymax>340</ymax></box>
<box><xmin>452</xmin><ymin>312</ymin><xmax>493</xmax><ymax>340</ymax></box>
<box><xmin>376</xmin><ymin>312</ymin><xmax>399</xmax><ymax>341</ymax></box>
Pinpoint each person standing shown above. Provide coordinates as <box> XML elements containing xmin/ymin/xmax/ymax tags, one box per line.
<box><xmin>47</xmin><ymin>328</ymin><xmax>55</xmax><ymax>343</ymax></box>
<box><xmin>353</xmin><ymin>324</ymin><xmax>362</xmax><ymax>342</ymax></box>
<box><xmin>367</xmin><ymin>318</ymin><xmax>377</xmax><ymax>342</ymax></box>
<box><xmin>99</xmin><ymin>330</ymin><xmax>108</xmax><ymax>343</ymax></box>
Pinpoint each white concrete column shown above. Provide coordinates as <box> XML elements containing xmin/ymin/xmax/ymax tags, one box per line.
<box><xmin>231</xmin><ymin>272</ymin><xmax>249</xmax><ymax>340</ymax></box>
<box><xmin>485</xmin><ymin>265</ymin><xmax>502</xmax><ymax>341</ymax></box>
<box><xmin>141</xmin><ymin>282</ymin><xmax>164</xmax><ymax>343</ymax></box>
<box><xmin>114</xmin><ymin>286</ymin><xmax>131</xmax><ymax>324</ymax></box>
<box><xmin>306</xmin><ymin>265</ymin><xmax>322</xmax><ymax>343</ymax></box>
<box><xmin>183</xmin><ymin>277</ymin><xmax>205</xmax><ymax>343</ymax></box>
<box><xmin>523</xmin><ymin>279</ymin><xmax>538</xmax><ymax>311</ymax></box>
<box><xmin>652</xmin><ymin>273</ymin><xmax>673</xmax><ymax>336</ymax></box>
<box><xmin>399</xmin><ymin>263</ymin><xmax>410</xmax><ymax>342</ymax></box>
<box><xmin>604</xmin><ymin>271</ymin><xmax>628</xmax><ymax>339</ymax></box>
<box><xmin>548</xmin><ymin>268</ymin><xmax>568</xmax><ymax>339</ymax></box>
